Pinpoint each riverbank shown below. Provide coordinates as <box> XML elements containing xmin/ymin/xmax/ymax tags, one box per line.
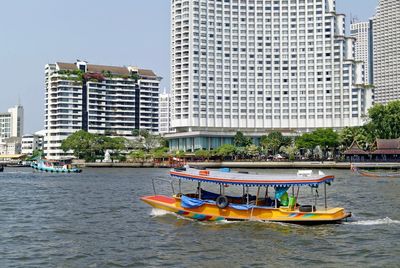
<box><xmin>74</xmin><ymin>161</ymin><xmax>343</xmax><ymax>169</ymax></box>
<box><xmin>76</xmin><ymin>161</ymin><xmax>400</xmax><ymax>169</ymax></box>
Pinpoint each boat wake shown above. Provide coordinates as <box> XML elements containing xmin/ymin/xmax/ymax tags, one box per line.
<box><xmin>150</xmin><ymin>208</ymin><xmax>172</xmax><ymax>217</ymax></box>
<box><xmin>345</xmin><ymin>217</ymin><xmax>400</xmax><ymax>226</ymax></box>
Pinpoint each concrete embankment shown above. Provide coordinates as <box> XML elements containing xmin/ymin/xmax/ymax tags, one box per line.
<box><xmin>77</xmin><ymin>161</ymin><xmax>353</xmax><ymax>169</ymax></box>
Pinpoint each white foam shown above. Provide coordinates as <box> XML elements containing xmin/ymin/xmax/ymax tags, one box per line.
<box><xmin>150</xmin><ymin>208</ymin><xmax>170</xmax><ymax>217</ymax></box>
<box><xmin>346</xmin><ymin>217</ymin><xmax>400</xmax><ymax>226</ymax></box>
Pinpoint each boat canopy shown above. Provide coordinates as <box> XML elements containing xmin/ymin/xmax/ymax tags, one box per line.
<box><xmin>170</xmin><ymin>167</ymin><xmax>334</xmax><ymax>187</ymax></box>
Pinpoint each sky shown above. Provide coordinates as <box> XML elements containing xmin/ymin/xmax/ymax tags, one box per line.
<box><xmin>0</xmin><ymin>0</ymin><xmax>379</xmax><ymax>134</ymax></box>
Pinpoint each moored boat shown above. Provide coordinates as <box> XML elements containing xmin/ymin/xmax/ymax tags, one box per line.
<box><xmin>31</xmin><ymin>159</ymin><xmax>82</xmax><ymax>173</ymax></box>
<box><xmin>141</xmin><ymin>167</ymin><xmax>351</xmax><ymax>225</ymax></box>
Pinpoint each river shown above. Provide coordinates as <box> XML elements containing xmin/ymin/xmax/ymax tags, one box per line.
<box><xmin>0</xmin><ymin>167</ymin><xmax>399</xmax><ymax>267</ymax></box>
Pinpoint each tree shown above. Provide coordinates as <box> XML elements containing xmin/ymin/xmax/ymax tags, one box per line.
<box><xmin>280</xmin><ymin>145</ymin><xmax>299</xmax><ymax>161</ymax></box>
<box><xmin>152</xmin><ymin>147</ymin><xmax>169</xmax><ymax>160</ymax></box>
<box><xmin>215</xmin><ymin>144</ymin><xmax>237</xmax><ymax>160</ymax></box>
<box><xmin>61</xmin><ymin>130</ymin><xmax>96</xmax><ymax>160</ymax></box>
<box><xmin>32</xmin><ymin>149</ymin><xmax>43</xmax><ymax>158</ymax></box>
<box><xmin>132</xmin><ymin>129</ymin><xmax>140</xmax><ymax>137</ymax></box>
<box><xmin>366</xmin><ymin>100</ymin><xmax>400</xmax><ymax>139</ymax></box>
<box><xmin>233</xmin><ymin>132</ymin><xmax>252</xmax><ymax>147</ymax></box>
<box><xmin>295</xmin><ymin>128</ymin><xmax>339</xmax><ymax>159</ymax></box>
<box><xmin>195</xmin><ymin>149</ymin><xmax>212</xmax><ymax>161</ymax></box>
<box><xmin>129</xmin><ymin>150</ymin><xmax>146</xmax><ymax>162</ymax></box>
<box><xmin>260</xmin><ymin>131</ymin><xmax>289</xmax><ymax>155</ymax></box>
<box><xmin>245</xmin><ymin>144</ymin><xmax>260</xmax><ymax>159</ymax></box>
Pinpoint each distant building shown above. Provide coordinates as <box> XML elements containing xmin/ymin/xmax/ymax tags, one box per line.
<box><xmin>44</xmin><ymin>61</ymin><xmax>161</xmax><ymax>159</ymax></box>
<box><xmin>373</xmin><ymin>0</ymin><xmax>400</xmax><ymax>103</ymax></box>
<box><xmin>350</xmin><ymin>20</ymin><xmax>374</xmax><ymax>85</ymax></box>
<box><xmin>159</xmin><ymin>91</ymin><xmax>174</xmax><ymax>135</ymax></box>
<box><xmin>0</xmin><ymin>105</ymin><xmax>24</xmax><ymax>141</ymax></box>
<box><xmin>0</xmin><ymin>137</ymin><xmax>22</xmax><ymax>155</ymax></box>
<box><xmin>21</xmin><ymin>133</ymin><xmax>44</xmax><ymax>156</ymax></box>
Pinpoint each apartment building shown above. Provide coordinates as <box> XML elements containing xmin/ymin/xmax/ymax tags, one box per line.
<box><xmin>21</xmin><ymin>132</ymin><xmax>44</xmax><ymax>156</ymax></box>
<box><xmin>168</xmin><ymin>0</ymin><xmax>372</xmax><ymax>151</ymax></box>
<box><xmin>0</xmin><ymin>105</ymin><xmax>23</xmax><ymax>142</ymax></box>
<box><xmin>373</xmin><ymin>0</ymin><xmax>400</xmax><ymax>103</ymax></box>
<box><xmin>44</xmin><ymin>61</ymin><xmax>161</xmax><ymax>159</ymax></box>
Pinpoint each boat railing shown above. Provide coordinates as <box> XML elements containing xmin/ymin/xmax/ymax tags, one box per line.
<box><xmin>151</xmin><ymin>178</ymin><xmax>175</xmax><ymax>196</ymax></box>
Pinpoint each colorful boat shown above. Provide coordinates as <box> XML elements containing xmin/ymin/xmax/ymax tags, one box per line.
<box><xmin>31</xmin><ymin>159</ymin><xmax>82</xmax><ymax>173</ymax></box>
<box><xmin>141</xmin><ymin>167</ymin><xmax>351</xmax><ymax>225</ymax></box>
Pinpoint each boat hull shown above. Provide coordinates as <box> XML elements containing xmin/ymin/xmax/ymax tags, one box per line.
<box><xmin>141</xmin><ymin>195</ymin><xmax>351</xmax><ymax>224</ymax></box>
<box><xmin>31</xmin><ymin>163</ymin><xmax>82</xmax><ymax>173</ymax></box>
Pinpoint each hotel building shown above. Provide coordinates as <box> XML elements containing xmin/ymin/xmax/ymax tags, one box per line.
<box><xmin>350</xmin><ymin>20</ymin><xmax>374</xmax><ymax>84</ymax></box>
<box><xmin>44</xmin><ymin>61</ymin><xmax>161</xmax><ymax>159</ymax></box>
<box><xmin>167</xmin><ymin>0</ymin><xmax>373</xmax><ymax>151</ymax></box>
<box><xmin>373</xmin><ymin>0</ymin><xmax>400</xmax><ymax>103</ymax></box>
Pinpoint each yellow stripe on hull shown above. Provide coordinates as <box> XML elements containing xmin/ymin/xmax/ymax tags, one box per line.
<box><xmin>141</xmin><ymin>195</ymin><xmax>351</xmax><ymax>224</ymax></box>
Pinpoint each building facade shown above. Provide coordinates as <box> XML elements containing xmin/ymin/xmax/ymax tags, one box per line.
<box><xmin>0</xmin><ymin>105</ymin><xmax>24</xmax><ymax>142</ymax></box>
<box><xmin>373</xmin><ymin>0</ymin><xmax>400</xmax><ymax>103</ymax></box>
<box><xmin>21</xmin><ymin>133</ymin><xmax>44</xmax><ymax>156</ymax></box>
<box><xmin>44</xmin><ymin>61</ymin><xmax>161</xmax><ymax>159</ymax></box>
<box><xmin>0</xmin><ymin>137</ymin><xmax>22</xmax><ymax>155</ymax></box>
<box><xmin>168</xmin><ymin>0</ymin><xmax>373</xmax><ymax>151</ymax></box>
<box><xmin>159</xmin><ymin>91</ymin><xmax>174</xmax><ymax>135</ymax></box>
<box><xmin>350</xmin><ymin>20</ymin><xmax>373</xmax><ymax>84</ymax></box>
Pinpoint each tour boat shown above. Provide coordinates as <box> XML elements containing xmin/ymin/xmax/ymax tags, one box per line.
<box><xmin>31</xmin><ymin>159</ymin><xmax>82</xmax><ymax>173</ymax></box>
<box><xmin>141</xmin><ymin>167</ymin><xmax>351</xmax><ymax>224</ymax></box>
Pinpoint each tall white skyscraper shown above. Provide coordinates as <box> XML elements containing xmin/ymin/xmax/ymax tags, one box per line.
<box><xmin>373</xmin><ymin>0</ymin><xmax>400</xmax><ymax>103</ymax></box>
<box><xmin>351</xmin><ymin>20</ymin><xmax>373</xmax><ymax>85</ymax></box>
<box><xmin>44</xmin><ymin>61</ymin><xmax>161</xmax><ymax>159</ymax></box>
<box><xmin>168</xmin><ymin>0</ymin><xmax>372</xmax><ymax>152</ymax></box>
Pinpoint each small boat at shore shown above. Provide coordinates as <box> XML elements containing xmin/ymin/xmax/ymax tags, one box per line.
<box><xmin>141</xmin><ymin>167</ymin><xmax>351</xmax><ymax>225</ymax></box>
<box><xmin>31</xmin><ymin>159</ymin><xmax>82</xmax><ymax>173</ymax></box>
<box><xmin>351</xmin><ymin>164</ymin><xmax>400</xmax><ymax>178</ymax></box>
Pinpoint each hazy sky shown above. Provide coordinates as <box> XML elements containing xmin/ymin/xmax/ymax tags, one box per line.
<box><xmin>0</xmin><ymin>0</ymin><xmax>378</xmax><ymax>134</ymax></box>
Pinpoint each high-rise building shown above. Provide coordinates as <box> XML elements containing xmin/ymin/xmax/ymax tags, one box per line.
<box><xmin>373</xmin><ymin>0</ymin><xmax>400</xmax><ymax>103</ymax></box>
<box><xmin>168</xmin><ymin>0</ymin><xmax>372</xmax><ymax>152</ymax></box>
<box><xmin>0</xmin><ymin>105</ymin><xmax>24</xmax><ymax>141</ymax></box>
<box><xmin>351</xmin><ymin>20</ymin><xmax>373</xmax><ymax>84</ymax></box>
<box><xmin>44</xmin><ymin>61</ymin><xmax>161</xmax><ymax>159</ymax></box>
<box><xmin>159</xmin><ymin>91</ymin><xmax>174</xmax><ymax>135</ymax></box>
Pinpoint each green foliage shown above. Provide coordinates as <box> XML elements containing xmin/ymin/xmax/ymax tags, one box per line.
<box><xmin>132</xmin><ymin>129</ymin><xmax>140</xmax><ymax>137</ymax></box>
<box><xmin>295</xmin><ymin>128</ymin><xmax>339</xmax><ymax>150</ymax></box>
<box><xmin>152</xmin><ymin>147</ymin><xmax>169</xmax><ymax>159</ymax></box>
<box><xmin>366</xmin><ymin>100</ymin><xmax>400</xmax><ymax>139</ymax></box>
<box><xmin>260</xmin><ymin>131</ymin><xmax>291</xmax><ymax>154</ymax></box>
<box><xmin>233</xmin><ymin>132</ymin><xmax>252</xmax><ymax>147</ymax></box>
<box><xmin>61</xmin><ymin>130</ymin><xmax>128</xmax><ymax>161</ymax></box>
<box><xmin>32</xmin><ymin>149</ymin><xmax>43</xmax><ymax>158</ymax></box>
<box><xmin>245</xmin><ymin>144</ymin><xmax>260</xmax><ymax>158</ymax></box>
<box><xmin>215</xmin><ymin>144</ymin><xmax>237</xmax><ymax>159</ymax></box>
<box><xmin>129</xmin><ymin>150</ymin><xmax>146</xmax><ymax>161</ymax></box>
<box><xmin>280</xmin><ymin>145</ymin><xmax>299</xmax><ymax>161</ymax></box>
<box><xmin>195</xmin><ymin>149</ymin><xmax>212</xmax><ymax>160</ymax></box>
